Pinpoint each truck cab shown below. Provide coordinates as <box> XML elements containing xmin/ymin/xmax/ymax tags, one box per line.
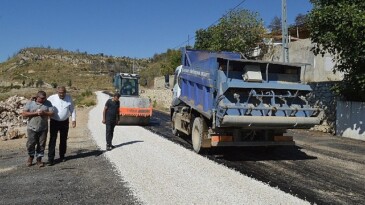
<box><xmin>172</xmin><ymin>65</ymin><xmax>182</xmax><ymax>106</ymax></box>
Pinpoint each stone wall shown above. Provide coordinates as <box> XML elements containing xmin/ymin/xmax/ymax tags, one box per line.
<box><xmin>307</xmin><ymin>82</ymin><xmax>339</xmax><ymax>133</ymax></box>
<box><xmin>153</xmin><ymin>75</ymin><xmax>174</xmax><ymax>90</ymax></box>
<box><xmin>139</xmin><ymin>75</ymin><xmax>174</xmax><ymax>112</ymax></box>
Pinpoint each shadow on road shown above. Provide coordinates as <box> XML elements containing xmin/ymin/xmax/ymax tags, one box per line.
<box><xmin>210</xmin><ymin>146</ymin><xmax>317</xmax><ymax>162</ymax></box>
<box><xmin>63</xmin><ymin>149</ymin><xmax>105</xmax><ymax>162</ymax></box>
<box><xmin>147</xmin><ymin>110</ymin><xmax>317</xmax><ymax>162</ymax></box>
<box><xmin>115</xmin><ymin>140</ymin><xmax>143</xmax><ymax>148</ymax></box>
<box><xmin>54</xmin><ymin>141</ymin><xmax>144</xmax><ymax>164</ymax></box>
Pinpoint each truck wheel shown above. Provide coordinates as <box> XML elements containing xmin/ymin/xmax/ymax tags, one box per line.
<box><xmin>192</xmin><ymin>117</ymin><xmax>211</xmax><ymax>154</ymax></box>
<box><xmin>171</xmin><ymin>112</ymin><xmax>178</xmax><ymax>136</ymax></box>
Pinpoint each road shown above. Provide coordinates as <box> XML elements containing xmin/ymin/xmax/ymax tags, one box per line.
<box><xmin>1</xmin><ymin>104</ymin><xmax>363</xmax><ymax>204</ymax></box>
<box><xmin>146</xmin><ymin>110</ymin><xmax>365</xmax><ymax>205</ymax></box>
<box><xmin>89</xmin><ymin>92</ymin><xmax>310</xmax><ymax>204</ymax></box>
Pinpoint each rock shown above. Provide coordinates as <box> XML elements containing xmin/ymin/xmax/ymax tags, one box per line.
<box><xmin>7</xmin><ymin>128</ymin><xmax>19</xmax><ymax>140</ymax></box>
<box><xmin>0</xmin><ymin>96</ymin><xmax>28</xmax><ymax>140</ymax></box>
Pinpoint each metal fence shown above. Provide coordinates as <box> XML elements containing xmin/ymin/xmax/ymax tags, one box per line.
<box><xmin>336</xmin><ymin>101</ymin><xmax>365</xmax><ymax>141</ymax></box>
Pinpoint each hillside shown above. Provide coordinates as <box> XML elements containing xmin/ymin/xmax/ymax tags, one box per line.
<box><xmin>0</xmin><ymin>47</ymin><xmax>151</xmax><ymax>103</ymax></box>
<box><xmin>0</xmin><ymin>47</ymin><xmax>150</xmax><ymax>88</ymax></box>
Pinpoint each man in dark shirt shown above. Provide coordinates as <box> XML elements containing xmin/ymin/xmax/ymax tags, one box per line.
<box><xmin>102</xmin><ymin>92</ymin><xmax>120</xmax><ymax>151</ymax></box>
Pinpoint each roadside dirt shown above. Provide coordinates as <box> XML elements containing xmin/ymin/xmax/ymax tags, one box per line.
<box><xmin>0</xmin><ymin>107</ymin><xmax>139</xmax><ymax>204</ymax></box>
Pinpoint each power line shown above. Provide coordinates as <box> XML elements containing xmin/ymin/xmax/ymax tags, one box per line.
<box><xmin>173</xmin><ymin>0</ymin><xmax>247</xmax><ymax>49</ymax></box>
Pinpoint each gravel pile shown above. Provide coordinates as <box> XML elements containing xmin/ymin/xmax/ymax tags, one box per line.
<box><xmin>88</xmin><ymin>91</ymin><xmax>309</xmax><ymax>205</ymax></box>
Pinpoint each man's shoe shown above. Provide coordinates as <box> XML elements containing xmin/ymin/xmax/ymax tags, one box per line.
<box><xmin>110</xmin><ymin>145</ymin><xmax>116</xmax><ymax>149</ymax></box>
<box><xmin>27</xmin><ymin>157</ymin><xmax>34</xmax><ymax>167</ymax></box>
<box><xmin>106</xmin><ymin>146</ymin><xmax>112</xmax><ymax>151</ymax></box>
<box><xmin>59</xmin><ymin>156</ymin><xmax>66</xmax><ymax>162</ymax></box>
<box><xmin>36</xmin><ymin>158</ymin><xmax>44</xmax><ymax>167</ymax></box>
<box><xmin>48</xmin><ymin>159</ymin><xmax>54</xmax><ymax>166</ymax></box>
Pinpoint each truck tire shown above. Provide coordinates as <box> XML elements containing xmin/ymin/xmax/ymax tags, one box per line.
<box><xmin>192</xmin><ymin>117</ymin><xmax>211</xmax><ymax>154</ymax></box>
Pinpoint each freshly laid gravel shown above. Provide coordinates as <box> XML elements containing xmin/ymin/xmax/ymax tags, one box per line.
<box><xmin>88</xmin><ymin>91</ymin><xmax>309</xmax><ymax>205</ymax></box>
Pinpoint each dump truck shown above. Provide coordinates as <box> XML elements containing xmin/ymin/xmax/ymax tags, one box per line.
<box><xmin>170</xmin><ymin>48</ymin><xmax>322</xmax><ymax>153</ymax></box>
<box><xmin>113</xmin><ymin>73</ymin><xmax>152</xmax><ymax>125</ymax></box>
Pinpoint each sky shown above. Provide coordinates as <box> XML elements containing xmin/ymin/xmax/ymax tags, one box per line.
<box><xmin>0</xmin><ymin>0</ymin><xmax>312</xmax><ymax>63</ymax></box>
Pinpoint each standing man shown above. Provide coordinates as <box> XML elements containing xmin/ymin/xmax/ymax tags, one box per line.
<box><xmin>47</xmin><ymin>86</ymin><xmax>76</xmax><ymax>165</ymax></box>
<box><xmin>22</xmin><ymin>91</ymin><xmax>54</xmax><ymax>167</ymax></box>
<box><xmin>102</xmin><ymin>92</ymin><xmax>120</xmax><ymax>151</ymax></box>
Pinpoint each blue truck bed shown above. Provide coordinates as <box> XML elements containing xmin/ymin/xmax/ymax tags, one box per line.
<box><xmin>178</xmin><ymin>48</ymin><xmax>321</xmax><ymax>128</ymax></box>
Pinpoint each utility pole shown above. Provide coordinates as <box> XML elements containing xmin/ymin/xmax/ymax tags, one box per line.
<box><xmin>282</xmin><ymin>0</ymin><xmax>289</xmax><ymax>62</ymax></box>
<box><xmin>188</xmin><ymin>35</ymin><xmax>190</xmax><ymax>47</ymax></box>
<box><xmin>132</xmin><ymin>60</ymin><xmax>135</xmax><ymax>74</ymax></box>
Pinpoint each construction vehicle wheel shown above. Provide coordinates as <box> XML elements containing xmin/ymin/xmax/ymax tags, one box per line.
<box><xmin>191</xmin><ymin>117</ymin><xmax>210</xmax><ymax>154</ymax></box>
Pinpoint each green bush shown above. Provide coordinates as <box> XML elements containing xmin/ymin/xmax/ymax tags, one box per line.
<box><xmin>79</xmin><ymin>98</ymin><xmax>96</xmax><ymax>107</ymax></box>
<box><xmin>51</xmin><ymin>82</ymin><xmax>58</xmax><ymax>88</ymax></box>
<box><xmin>81</xmin><ymin>90</ymin><xmax>93</xmax><ymax>97</ymax></box>
<box><xmin>75</xmin><ymin>90</ymin><xmax>96</xmax><ymax>107</ymax></box>
<box><xmin>0</xmin><ymin>86</ymin><xmax>11</xmax><ymax>93</ymax></box>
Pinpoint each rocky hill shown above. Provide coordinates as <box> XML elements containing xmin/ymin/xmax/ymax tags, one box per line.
<box><xmin>0</xmin><ymin>47</ymin><xmax>173</xmax><ymax>139</ymax></box>
<box><xmin>0</xmin><ymin>47</ymin><xmax>150</xmax><ymax>90</ymax></box>
<box><xmin>0</xmin><ymin>47</ymin><xmax>157</xmax><ymax>105</ymax></box>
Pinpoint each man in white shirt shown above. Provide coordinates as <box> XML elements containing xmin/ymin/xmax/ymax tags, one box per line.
<box><xmin>47</xmin><ymin>86</ymin><xmax>76</xmax><ymax>165</ymax></box>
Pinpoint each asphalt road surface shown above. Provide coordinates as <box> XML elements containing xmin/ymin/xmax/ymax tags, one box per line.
<box><xmin>146</xmin><ymin>110</ymin><xmax>365</xmax><ymax>205</ymax></box>
<box><xmin>1</xmin><ymin>107</ymin><xmax>363</xmax><ymax>204</ymax></box>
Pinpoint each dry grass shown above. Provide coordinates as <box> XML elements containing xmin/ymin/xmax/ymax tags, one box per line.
<box><xmin>0</xmin><ymin>86</ymin><xmax>101</xmax><ymax>107</ymax></box>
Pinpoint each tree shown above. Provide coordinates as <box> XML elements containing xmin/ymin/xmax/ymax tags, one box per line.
<box><xmin>194</xmin><ymin>9</ymin><xmax>266</xmax><ymax>56</ymax></box>
<box><xmin>268</xmin><ymin>16</ymin><xmax>282</xmax><ymax>32</ymax></box>
<box><xmin>29</xmin><ymin>79</ymin><xmax>34</xmax><ymax>87</ymax></box>
<box><xmin>294</xmin><ymin>13</ymin><xmax>308</xmax><ymax>26</ymax></box>
<box><xmin>36</xmin><ymin>79</ymin><xmax>44</xmax><ymax>88</ymax></box>
<box><xmin>51</xmin><ymin>82</ymin><xmax>58</xmax><ymax>88</ymax></box>
<box><xmin>308</xmin><ymin>0</ymin><xmax>365</xmax><ymax>101</ymax></box>
<box><xmin>163</xmin><ymin>49</ymin><xmax>180</xmax><ymax>75</ymax></box>
<box><xmin>194</xmin><ymin>28</ymin><xmax>213</xmax><ymax>51</ymax></box>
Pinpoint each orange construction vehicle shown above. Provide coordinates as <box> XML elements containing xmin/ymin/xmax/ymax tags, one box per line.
<box><xmin>113</xmin><ymin>73</ymin><xmax>152</xmax><ymax>125</ymax></box>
